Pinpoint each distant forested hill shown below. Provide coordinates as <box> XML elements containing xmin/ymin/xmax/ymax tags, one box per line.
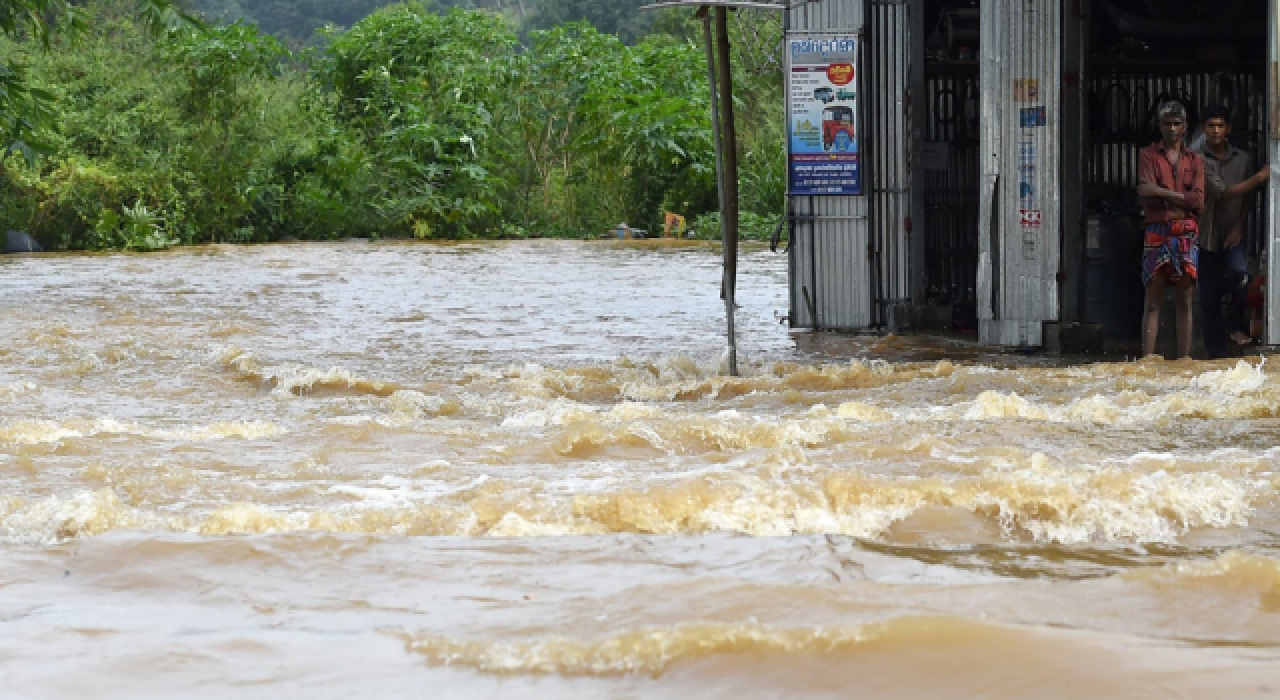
<box><xmin>516</xmin><ymin>0</ymin><xmax>657</xmax><ymax>43</ymax></box>
<box><xmin>185</xmin><ymin>0</ymin><xmax>659</xmax><ymax>44</ymax></box>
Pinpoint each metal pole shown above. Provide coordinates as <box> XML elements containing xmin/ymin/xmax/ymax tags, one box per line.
<box><xmin>702</xmin><ymin>11</ymin><xmax>726</xmax><ymax>231</ymax></box>
<box><xmin>702</xmin><ymin>8</ymin><xmax>738</xmax><ymax>376</ymax></box>
<box><xmin>1268</xmin><ymin>0</ymin><xmax>1280</xmax><ymax>345</ymax></box>
<box><xmin>864</xmin><ymin>4</ymin><xmax>881</xmax><ymax>327</ymax></box>
<box><xmin>716</xmin><ymin>7</ymin><xmax>740</xmax><ymax>377</ymax></box>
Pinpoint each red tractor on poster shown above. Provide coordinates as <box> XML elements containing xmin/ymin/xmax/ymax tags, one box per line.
<box><xmin>822</xmin><ymin>105</ymin><xmax>855</xmax><ymax>152</ymax></box>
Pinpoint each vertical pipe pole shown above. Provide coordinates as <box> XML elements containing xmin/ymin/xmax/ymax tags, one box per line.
<box><xmin>1268</xmin><ymin>0</ymin><xmax>1280</xmax><ymax>345</ymax></box>
<box><xmin>702</xmin><ymin>11</ymin><xmax>727</xmax><ymax>257</ymax></box>
<box><xmin>716</xmin><ymin>7</ymin><xmax>740</xmax><ymax>376</ymax></box>
<box><xmin>700</xmin><ymin>11</ymin><xmax>735</xmax><ymax>374</ymax></box>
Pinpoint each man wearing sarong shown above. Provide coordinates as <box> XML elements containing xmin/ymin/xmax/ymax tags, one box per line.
<box><xmin>1196</xmin><ymin>105</ymin><xmax>1270</xmax><ymax>357</ymax></box>
<box><xmin>1136</xmin><ymin>101</ymin><xmax>1205</xmax><ymax>359</ymax></box>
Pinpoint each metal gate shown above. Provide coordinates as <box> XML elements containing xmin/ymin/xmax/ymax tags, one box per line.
<box><xmin>1084</xmin><ymin>70</ymin><xmax>1268</xmax><ymax>253</ymax></box>
<box><xmin>921</xmin><ymin>65</ymin><xmax>980</xmax><ymax>329</ymax></box>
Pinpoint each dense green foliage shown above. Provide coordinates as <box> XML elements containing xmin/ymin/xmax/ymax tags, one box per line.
<box><xmin>0</xmin><ymin>0</ymin><xmax>190</xmax><ymax>163</ymax></box>
<box><xmin>186</xmin><ymin>0</ymin><xmax>659</xmax><ymax>46</ymax></box>
<box><xmin>1</xmin><ymin>0</ymin><xmax>785</xmax><ymax>250</ymax></box>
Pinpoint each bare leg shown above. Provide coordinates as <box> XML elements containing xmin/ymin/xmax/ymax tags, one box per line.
<box><xmin>1143</xmin><ymin>274</ymin><xmax>1167</xmax><ymax>358</ymax></box>
<box><xmin>1174</xmin><ymin>275</ymin><xmax>1196</xmax><ymax>359</ymax></box>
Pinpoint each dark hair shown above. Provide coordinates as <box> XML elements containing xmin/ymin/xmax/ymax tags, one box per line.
<box><xmin>1157</xmin><ymin>100</ymin><xmax>1187</xmax><ymax>121</ymax></box>
<box><xmin>1202</xmin><ymin>105</ymin><xmax>1231</xmax><ymax>123</ymax></box>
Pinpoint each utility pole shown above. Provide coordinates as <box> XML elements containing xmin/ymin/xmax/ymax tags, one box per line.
<box><xmin>715</xmin><ymin>7</ymin><xmax>740</xmax><ymax>377</ymax></box>
<box><xmin>646</xmin><ymin>1</ymin><xmax>786</xmax><ymax>377</ymax></box>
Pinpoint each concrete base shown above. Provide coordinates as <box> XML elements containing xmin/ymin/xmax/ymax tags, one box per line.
<box><xmin>912</xmin><ymin>305</ymin><xmax>954</xmax><ymax>332</ymax></box>
<box><xmin>1048</xmin><ymin>290</ymin><xmax>1217</xmax><ymax>359</ymax></box>
<box><xmin>980</xmin><ymin>319</ymin><xmax>1043</xmax><ymax>348</ymax></box>
<box><xmin>886</xmin><ymin>304</ymin><xmax>959</xmax><ymax>333</ymax></box>
<box><xmin>885</xmin><ymin>303</ymin><xmax>910</xmax><ymax>332</ymax></box>
<box><xmin>1042</xmin><ymin>322</ymin><xmax>1106</xmax><ymax>355</ymax></box>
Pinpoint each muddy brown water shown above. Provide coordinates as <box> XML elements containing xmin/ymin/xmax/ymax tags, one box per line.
<box><xmin>2</xmin><ymin>240</ymin><xmax>1278</xmax><ymax>699</ymax></box>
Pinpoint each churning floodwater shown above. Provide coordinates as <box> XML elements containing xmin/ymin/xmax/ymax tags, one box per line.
<box><xmin>1</xmin><ymin>240</ymin><xmax>1279</xmax><ymax>699</ymax></box>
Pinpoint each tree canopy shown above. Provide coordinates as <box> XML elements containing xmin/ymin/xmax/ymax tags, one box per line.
<box><xmin>0</xmin><ymin>0</ymin><xmax>786</xmax><ymax>249</ymax></box>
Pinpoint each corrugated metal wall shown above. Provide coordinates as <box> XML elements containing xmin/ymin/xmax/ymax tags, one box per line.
<box><xmin>977</xmin><ymin>0</ymin><xmax>1061</xmax><ymax>347</ymax></box>
<box><xmin>788</xmin><ymin>0</ymin><xmax>870</xmax><ymax>330</ymax></box>
<box><xmin>790</xmin><ymin>197</ymin><xmax>871</xmax><ymax>329</ymax></box>
<box><xmin>867</xmin><ymin>0</ymin><xmax>911</xmax><ymax>321</ymax></box>
<box><xmin>788</xmin><ymin>0</ymin><xmax>911</xmax><ymax>330</ymax></box>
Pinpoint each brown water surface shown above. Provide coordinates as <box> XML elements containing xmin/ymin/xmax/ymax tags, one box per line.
<box><xmin>2</xmin><ymin>241</ymin><xmax>1278</xmax><ymax>698</ymax></box>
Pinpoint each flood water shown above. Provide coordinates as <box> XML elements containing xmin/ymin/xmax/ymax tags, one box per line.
<box><xmin>2</xmin><ymin>240</ymin><xmax>1279</xmax><ymax>699</ymax></box>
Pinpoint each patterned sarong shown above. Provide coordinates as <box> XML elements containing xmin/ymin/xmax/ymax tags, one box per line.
<box><xmin>1141</xmin><ymin>219</ymin><xmax>1199</xmax><ymax>287</ymax></box>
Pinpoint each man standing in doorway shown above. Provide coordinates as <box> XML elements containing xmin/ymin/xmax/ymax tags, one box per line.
<box><xmin>1136</xmin><ymin>101</ymin><xmax>1205</xmax><ymax>359</ymax></box>
<box><xmin>1196</xmin><ymin>105</ymin><xmax>1270</xmax><ymax>357</ymax></box>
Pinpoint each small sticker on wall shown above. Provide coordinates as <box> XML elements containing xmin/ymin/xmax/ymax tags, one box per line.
<box><xmin>1019</xmin><ymin>141</ymin><xmax>1036</xmax><ymax>166</ymax></box>
<box><xmin>1020</xmin><ymin>106</ymin><xmax>1047</xmax><ymax>128</ymax></box>
<box><xmin>1019</xmin><ymin>183</ymin><xmax>1036</xmax><ymax>204</ymax></box>
<box><xmin>1014</xmin><ymin>79</ymin><xmax>1039</xmax><ymax>102</ymax></box>
<box><xmin>1020</xmin><ymin>209</ymin><xmax>1043</xmax><ymax>227</ymax></box>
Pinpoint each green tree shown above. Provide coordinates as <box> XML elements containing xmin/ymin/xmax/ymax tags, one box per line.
<box><xmin>0</xmin><ymin>0</ymin><xmax>194</xmax><ymax>162</ymax></box>
<box><xmin>578</xmin><ymin>34</ymin><xmax>716</xmax><ymax>231</ymax></box>
<box><xmin>320</xmin><ymin>3</ymin><xmax>517</xmax><ymax>237</ymax></box>
<box><xmin>492</xmin><ymin>22</ymin><xmax>618</xmax><ymax>233</ymax></box>
<box><xmin>2</xmin><ymin>0</ymin><xmax>788</xmax><ymax>249</ymax></box>
<box><xmin>161</xmin><ymin>21</ymin><xmax>292</xmax><ymax>240</ymax></box>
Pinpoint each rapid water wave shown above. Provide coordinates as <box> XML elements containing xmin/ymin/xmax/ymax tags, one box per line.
<box><xmin>3</xmin><ymin>457</ymin><xmax>1268</xmax><ymax>545</ymax></box>
<box><xmin>398</xmin><ymin>620</ymin><xmax>896</xmax><ymax>676</ymax></box>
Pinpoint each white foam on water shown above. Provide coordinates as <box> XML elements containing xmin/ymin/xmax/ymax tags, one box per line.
<box><xmin>211</xmin><ymin>343</ymin><xmax>391</xmax><ymax>397</ymax></box>
<box><xmin>501</xmin><ymin>398</ymin><xmax>600</xmax><ymax>429</ymax></box>
<box><xmin>1189</xmin><ymin>359</ymin><xmax>1268</xmax><ymax>395</ymax></box>
<box><xmin>0</xmin><ymin>490</ymin><xmax>166</xmax><ymax>546</ymax></box>
<box><xmin>0</xmin><ymin>381</ymin><xmax>37</xmax><ymax>397</ymax></box>
<box><xmin>969</xmin><ymin>461</ymin><xmax>1255</xmax><ymax>544</ymax></box>
<box><xmin>835</xmin><ymin>401</ymin><xmax>894</xmax><ymax>422</ymax></box>
<box><xmin>0</xmin><ymin>417</ymin><xmax>285</xmax><ymax>445</ymax></box>
<box><xmin>0</xmin><ymin>418</ymin><xmax>137</xmax><ymax>445</ymax></box>
<box><xmin>385</xmin><ymin>390</ymin><xmax>452</xmax><ymax>419</ymax></box>
<box><xmin>876</xmin><ymin>379</ymin><xmax>1279</xmax><ymax>426</ymax></box>
<box><xmin>271</xmin><ymin>366</ymin><xmax>378</xmax><ymax>396</ymax></box>
<box><xmin>153</xmin><ymin>421</ymin><xmax>285</xmax><ymax>441</ymax></box>
<box><xmin>0</xmin><ymin>445</ymin><xmax>1264</xmax><ymax>546</ymax></box>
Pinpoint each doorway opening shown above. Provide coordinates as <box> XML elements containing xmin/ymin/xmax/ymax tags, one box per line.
<box><xmin>1080</xmin><ymin>0</ymin><xmax>1268</xmax><ymax>353</ymax></box>
<box><xmin>921</xmin><ymin>0</ymin><xmax>981</xmax><ymax>333</ymax></box>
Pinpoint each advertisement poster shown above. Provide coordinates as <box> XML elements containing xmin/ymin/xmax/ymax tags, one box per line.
<box><xmin>787</xmin><ymin>36</ymin><xmax>861</xmax><ymax>196</ymax></box>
